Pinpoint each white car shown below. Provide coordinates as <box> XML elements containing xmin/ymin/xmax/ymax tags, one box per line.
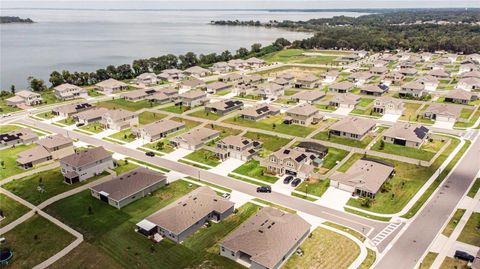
<box><xmin>222</xmin><ymin>193</ymin><xmax>231</xmax><ymax>199</ymax></box>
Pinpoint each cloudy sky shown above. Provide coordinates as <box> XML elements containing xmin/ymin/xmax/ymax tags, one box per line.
<box><xmin>1</xmin><ymin>0</ymin><xmax>479</xmax><ymax>9</ymax></box>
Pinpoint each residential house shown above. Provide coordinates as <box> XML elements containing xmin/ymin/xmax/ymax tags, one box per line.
<box><xmin>399</xmin><ymin>81</ymin><xmax>427</xmax><ymax>98</ymax></box>
<box><xmin>330</xmin><ymin>158</ymin><xmax>394</xmax><ymax>198</ymax></box>
<box><xmin>295</xmin><ymin>74</ymin><xmax>319</xmax><ymax>89</ymax></box>
<box><xmin>206</xmin><ymin>82</ymin><xmax>232</xmax><ymax>94</ymax></box>
<box><xmin>145</xmin><ymin>87</ymin><xmax>178</xmax><ymax>103</ymax></box>
<box><xmin>262</xmin><ymin>147</ymin><xmax>321</xmax><ymax>179</ymax></box>
<box><xmin>52</xmin><ymin>102</ymin><xmax>93</xmax><ymax>117</ymax></box>
<box><xmin>54</xmin><ymin>83</ymin><xmax>87</xmax><ymax>100</ymax></box>
<box><xmin>418</xmin><ymin>75</ymin><xmax>439</xmax><ymax>91</ymax></box>
<box><xmin>6</xmin><ymin>90</ymin><xmax>43</xmax><ymax>107</ymax></box>
<box><xmin>73</xmin><ymin>107</ymin><xmax>110</xmax><ymax>125</ymax></box>
<box><xmin>360</xmin><ymin>84</ymin><xmax>388</xmax><ymax>96</ymax></box>
<box><xmin>382</xmin><ymin>72</ymin><xmax>405</xmax><ymax>85</ymax></box>
<box><xmin>328</xmin><ymin>117</ymin><xmax>376</xmax><ymax>140</ymax></box>
<box><xmin>228</xmin><ymin>59</ymin><xmax>247</xmax><ymax>70</ymax></box>
<box><xmin>277</xmin><ymin>72</ymin><xmax>296</xmax><ymax>83</ymax></box>
<box><xmin>329</xmin><ymin>93</ymin><xmax>360</xmax><ymax>109</ymax></box>
<box><xmin>348</xmin><ymin>71</ymin><xmax>373</xmax><ymax>85</ymax></box>
<box><xmin>96</xmin><ymin>78</ymin><xmax>128</xmax><ymax>94</ymax></box>
<box><xmin>372</xmin><ymin>96</ymin><xmax>404</xmax><ymax>115</ymax></box>
<box><xmin>428</xmin><ymin>69</ymin><xmax>450</xmax><ymax>79</ymax></box>
<box><xmin>290</xmin><ymin>90</ymin><xmax>325</xmax><ymax>104</ymax></box>
<box><xmin>132</xmin><ymin>119</ymin><xmax>185</xmax><ymax>142</ymax></box>
<box><xmin>239</xmin><ymin>105</ymin><xmax>280</xmax><ymax>121</ymax></box>
<box><xmin>176</xmin><ymin>90</ymin><xmax>207</xmax><ymax>107</ymax></box>
<box><xmin>158</xmin><ymin>69</ymin><xmax>184</xmax><ymax>82</ymax></box>
<box><xmin>220</xmin><ymin>207</ymin><xmax>311</xmax><ymax>269</ymax></box>
<box><xmin>214</xmin><ymin>135</ymin><xmax>262</xmax><ymax>161</ymax></box>
<box><xmin>457</xmin><ymin>77</ymin><xmax>480</xmax><ymax>92</ymax></box>
<box><xmin>0</xmin><ymin>128</ymin><xmax>38</xmax><ymax>149</ymax></box>
<box><xmin>101</xmin><ymin>109</ymin><xmax>138</xmax><ymax>131</ymax></box>
<box><xmin>205</xmin><ymin>100</ymin><xmax>244</xmax><ymax>115</ymax></box>
<box><xmin>444</xmin><ymin>89</ymin><xmax>478</xmax><ymax>105</ymax></box>
<box><xmin>271</xmin><ymin>77</ymin><xmax>290</xmax><ymax>88</ymax></box>
<box><xmin>17</xmin><ymin>134</ymin><xmax>74</xmax><ymax>169</ymax></box>
<box><xmin>135</xmin><ymin>73</ymin><xmax>159</xmax><ymax>85</ymax></box>
<box><xmin>120</xmin><ymin>88</ymin><xmax>157</xmax><ymax>102</ymax></box>
<box><xmin>170</xmin><ymin>127</ymin><xmax>220</xmax><ymax>150</ymax></box>
<box><xmin>90</xmin><ymin>167</ymin><xmax>167</xmax><ymax>209</ymax></box>
<box><xmin>398</xmin><ymin>68</ymin><xmax>418</xmax><ymax>76</ymax></box>
<box><xmin>423</xmin><ymin>103</ymin><xmax>462</xmax><ymax>122</ymax></box>
<box><xmin>219</xmin><ymin>73</ymin><xmax>243</xmax><ymax>83</ymax></box>
<box><xmin>341</xmin><ymin>53</ymin><xmax>360</xmax><ymax>61</ymax></box>
<box><xmin>211</xmin><ymin>62</ymin><xmax>232</xmax><ymax>73</ymax></box>
<box><xmin>459</xmin><ymin>64</ymin><xmax>478</xmax><ymax>74</ymax></box>
<box><xmin>382</xmin><ymin>123</ymin><xmax>429</xmax><ymax>148</ymax></box>
<box><xmin>16</xmin><ymin>145</ymin><xmax>52</xmax><ymax>169</ymax></box>
<box><xmin>179</xmin><ymin>78</ymin><xmax>206</xmax><ymax>94</ymax></box>
<box><xmin>256</xmin><ymin>83</ymin><xmax>284</xmax><ymax>100</ymax></box>
<box><xmin>328</xmin><ymin>81</ymin><xmax>355</xmax><ymax>93</ymax></box>
<box><xmin>184</xmin><ymin>66</ymin><xmax>210</xmax><ymax>77</ymax></box>
<box><xmin>137</xmin><ymin>186</ymin><xmax>234</xmax><ymax>242</ymax></box>
<box><xmin>373</xmin><ymin>60</ymin><xmax>389</xmax><ymax>67</ymax></box>
<box><xmin>321</xmin><ymin>70</ymin><xmax>340</xmax><ymax>83</ymax></box>
<box><xmin>60</xmin><ymin>146</ymin><xmax>114</xmax><ymax>184</ymax></box>
<box><xmin>284</xmin><ymin>103</ymin><xmax>322</xmax><ymax>126</ymax></box>
<box><xmin>245</xmin><ymin>57</ymin><xmax>266</xmax><ymax>68</ymax></box>
<box><xmin>370</xmin><ymin>66</ymin><xmax>388</xmax><ymax>75</ymax></box>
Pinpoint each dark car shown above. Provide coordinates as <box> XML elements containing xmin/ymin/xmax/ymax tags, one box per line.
<box><xmin>145</xmin><ymin>151</ymin><xmax>155</xmax><ymax>157</ymax></box>
<box><xmin>454</xmin><ymin>250</ymin><xmax>475</xmax><ymax>262</ymax></box>
<box><xmin>76</xmin><ymin>123</ymin><xmax>85</xmax><ymax>127</ymax></box>
<box><xmin>256</xmin><ymin>186</ymin><xmax>272</xmax><ymax>193</ymax></box>
<box><xmin>283</xmin><ymin>176</ymin><xmax>294</xmax><ymax>184</ymax></box>
<box><xmin>291</xmin><ymin>178</ymin><xmax>302</xmax><ymax>187</ymax></box>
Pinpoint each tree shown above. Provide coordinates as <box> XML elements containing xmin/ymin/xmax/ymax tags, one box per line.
<box><xmin>379</xmin><ymin>140</ymin><xmax>385</xmax><ymax>150</ymax></box>
<box><xmin>0</xmin><ymin>160</ymin><xmax>4</xmax><ymax>167</ymax></box>
<box><xmin>359</xmin><ymin>197</ymin><xmax>373</xmax><ymax>208</ymax></box>
<box><xmin>27</xmin><ymin>76</ymin><xmax>46</xmax><ymax>92</ymax></box>
<box><xmin>156</xmin><ymin>141</ymin><xmax>164</xmax><ymax>150</ymax></box>
<box><xmin>10</xmin><ymin>85</ymin><xmax>15</xmax><ymax>95</ymax></box>
<box><xmin>179</xmin><ymin>52</ymin><xmax>198</xmax><ymax>69</ymax></box>
<box><xmin>49</xmin><ymin>71</ymin><xmax>64</xmax><ymax>87</ymax></box>
<box><xmin>251</xmin><ymin>43</ymin><xmax>262</xmax><ymax>53</ymax></box>
<box><xmin>236</xmin><ymin>47</ymin><xmax>249</xmax><ymax>58</ymax></box>
<box><xmin>88</xmin><ymin>206</ymin><xmax>93</xmax><ymax>215</ymax></box>
<box><xmin>274</xmin><ymin>37</ymin><xmax>291</xmax><ymax>48</ymax></box>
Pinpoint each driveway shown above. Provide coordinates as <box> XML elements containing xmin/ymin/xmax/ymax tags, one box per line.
<box><xmin>164</xmin><ymin>170</ymin><xmax>187</xmax><ymax>183</ymax></box>
<box><xmin>432</xmin><ymin>120</ymin><xmax>455</xmax><ymax>130</ymax></box>
<box><xmin>162</xmin><ymin>148</ymin><xmax>193</xmax><ymax>161</ymax></box>
<box><xmin>92</xmin><ymin>129</ymin><xmax>118</xmax><ymax>139</ymax></box>
<box><xmin>315</xmin><ymin>187</ymin><xmax>352</xmax><ymax>210</ymax></box>
<box><xmin>125</xmin><ymin>138</ymin><xmax>145</xmax><ymax>149</ymax></box>
<box><xmin>333</xmin><ymin>107</ymin><xmax>353</xmax><ymax>116</ymax></box>
<box><xmin>380</xmin><ymin>113</ymin><xmax>401</xmax><ymax>123</ymax></box>
<box><xmin>272</xmin><ymin>175</ymin><xmax>299</xmax><ymax>195</ymax></box>
<box><xmin>230</xmin><ymin>190</ymin><xmax>254</xmax><ymax>208</ymax></box>
<box><xmin>209</xmin><ymin>158</ymin><xmax>244</xmax><ymax>176</ymax></box>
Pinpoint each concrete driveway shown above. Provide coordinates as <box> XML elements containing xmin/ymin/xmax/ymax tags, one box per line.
<box><xmin>333</xmin><ymin>107</ymin><xmax>353</xmax><ymax>116</ymax></box>
<box><xmin>380</xmin><ymin>113</ymin><xmax>401</xmax><ymax>122</ymax></box>
<box><xmin>209</xmin><ymin>158</ymin><xmax>245</xmax><ymax>176</ymax></box>
<box><xmin>163</xmin><ymin>148</ymin><xmax>193</xmax><ymax>161</ymax></box>
<box><xmin>316</xmin><ymin>187</ymin><xmax>352</xmax><ymax>210</ymax></box>
<box><xmin>433</xmin><ymin>120</ymin><xmax>455</xmax><ymax>130</ymax></box>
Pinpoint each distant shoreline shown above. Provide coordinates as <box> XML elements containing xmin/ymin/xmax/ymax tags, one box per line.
<box><xmin>0</xmin><ymin>16</ymin><xmax>35</xmax><ymax>24</ymax></box>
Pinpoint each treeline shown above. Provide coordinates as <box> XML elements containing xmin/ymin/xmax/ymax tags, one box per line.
<box><xmin>42</xmin><ymin>38</ymin><xmax>291</xmax><ymax>89</ymax></box>
<box><xmin>0</xmin><ymin>16</ymin><xmax>34</xmax><ymax>24</ymax></box>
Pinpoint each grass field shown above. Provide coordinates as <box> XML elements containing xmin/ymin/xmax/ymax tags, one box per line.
<box><xmin>371</xmin><ymin>138</ymin><xmax>446</xmax><ymax>161</ymax></box>
<box><xmin>49</xmin><ymin>241</ymin><xmax>123</xmax><ymax>269</ymax></box>
<box><xmin>454</xmin><ymin>110</ymin><xmax>480</xmax><ymax>129</ymax></box>
<box><xmin>323</xmin><ymin>221</ymin><xmax>366</xmax><ymax>242</ymax></box>
<box><xmin>2</xmin><ymin>168</ymin><xmax>109</xmax><ymax>205</ymax></box>
<box><xmin>0</xmin><ymin>144</ymin><xmax>36</xmax><ymax>180</ymax></box>
<box><xmin>183</xmin><ymin>149</ymin><xmax>220</xmax><ymax>167</ymax></box>
<box><xmin>138</xmin><ymin>111</ymin><xmax>167</xmax><ymax>124</ymax></box>
<box><xmin>321</xmin><ymin>147</ymin><xmax>349</xmax><ymax>170</ymax></box>
<box><xmin>187</xmin><ymin>108</ymin><xmax>222</xmax><ymax>120</ymax></box>
<box><xmin>0</xmin><ymin>194</ymin><xmax>30</xmax><ymax>228</ymax></box>
<box><xmin>35</xmin><ymin>110</ymin><xmax>55</xmax><ymax>119</ymax></box>
<box><xmin>96</xmin><ymin>98</ymin><xmax>154</xmax><ymax>111</ymax></box>
<box><xmin>171</xmin><ymin>117</ymin><xmax>201</xmax><ymax>130</ymax></box>
<box><xmin>44</xmin><ymin>181</ymin><xmax>258</xmax><ymax>269</ymax></box>
<box><xmin>457</xmin><ymin>212</ymin><xmax>480</xmax><ymax>247</ymax></box>
<box><xmin>0</xmin><ymin>93</ymin><xmax>22</xmax><ymax>114</ymax></box>
<box><xmin>358</xmin><ymin>248</ymin><xmax>376</xmax><ymax>269</ymax></box>
<box><xmin>284</xmin><ymin>227</ymin><xmax>360</xmax><ymax>269</ymax></box>
<box><xmin>252</xmin><ymin>198</ymin><xmax>296</xmax><ymax>213</ymax></box>
<box><xmin>399</xmin><ymin>102</ymin><xmax>422</xmax><ymax>121</ymax></box>
<box><xmin>3</xmin><ymin>215</ymin><xmax>75</xmax><ymax>268</ymax></box>
<box><xmin>109</xmin><ymin>128</ymin><xmax>136</xmax><ymax>142</ymax></box>
<box><xmin>232</xmin><ymin>159</ymin><xmax>278</xmax><ymax>183</ymax></box>
<box><xmin>159</xmin><ymin>104</ymin><xmax>191</xmax><ymax>114</ymax></box>
<box><xmin>57</xmin><ymin>117</ymin><xmax>76</xmax><ymax>126</ymax></box>
<box><xmin>224</xmin><ymin>114</ymin><xmax>315</xmax><ymax>137</ymax></box>
<box><xmin>442</xmin><ymin>209</ymin><xmax>466</xmax><ymax>237</ymax></box>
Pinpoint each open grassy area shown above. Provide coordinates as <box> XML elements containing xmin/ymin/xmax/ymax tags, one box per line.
<box><xmin>344</xmin><ymin>208</ymin><xmax>391</xmax><ymax>222</ymax></box>
<box><xmin>35</xmin><ymin>110</ymin><xmax>55</xmax><ymax>120</ymax></box>
<box><xmin>0</xmin><ymin>194</ymin><xmax>30</xmax><ymax>228</ymax></box>
<box><xmin>57</xmin><ymin>117</ymin><xmax>76</xmax><ymax>126</ymax></box>
<box><xmin>454</xmin><ymin>110</ymin><xmax>480</xmax><ymax>129</ymax></box>
<box><xmin>399</xmin><ymin>102</ymin><xmax>422</xmax><ymax>121</ymax></box>
<box><xmin>80</xmin><ymin>122</ymin><xmax>104</xmax><ymax>133</ymax></box>
<box><xmin>457</xmin><ymin>212</ymin><xmax>480</xmax><ymax>247</ymax></box>
<box><xmin>347</xmin><ymin>137</ymin><xmax>462</xmax><ymax>214</ymax></box>
<box><xmin>184</xmin><ymin>176</ymin><xmax>231</xmax><ymax>193</ymax></box>
<box><xmin>262</xmin><ymin>49</ymin><xmax>339</xmax><ymax>65</ymax></box>
<box><xmin>138</xmin><ymin>111</ymin><xmax>167</xmax><ymax>125</ymax></box>
<box><xmin>284</xmin><ymin>227</ymin><xmax>360</xmax><ymax>269</ymax></box>
<box><xmin>0</xmin><ymin>143</ymin><xmax>36</xmax><ymax>180</ymax></box>
<box><xmin>159</xmin><ymin>104</ymin><xmax>191</xmax><ymax>114</ymax></box>
<box><xmin>2</xmin><ymin>168</ymin><xmax>109</xmax><ymax>205</ymax></box>
<box><xmin>313</xmin><ymin>131</ymin><xmax>375</xmax><ymax>149</ymax></box>
<box><xmin>243</xmin><ymin>131</ymin><xmax>290</xmax><ymax>152</ymax></box>
<box><xmin>442</xmin><ymin>209</ymin><xmax>466</xmax><ymax>237</ymax></box>
<box><xmin>420</xmin><ymin>252</ymin><xmax>439</xmax><ymax>269</ymax></box>
<box><xmin>232</xmin><ymin>159</ymin><xmax>278</xmax><ymax>183</ymax></box>
<box><xmin>171</xmin><ymin>117</ymin><xmax>201</xmax><ymax>130</ymax></box>
<box><xmin>371</xmin><ymin>138</ymin><xmax>446</xmax><ymax>161</ymax></box>
<box><xmin>323</xmin><ymin>221</ymin><xmax>366</xmax><ymax>242</ymax></box>
<box><xmin>321</xmin><ymin>147</ymin><xmax>349</xmax><ymax>170</ymax></box>
<box><xmin>87</xmin><ymin>89</ymin><xmax>104</xmax><ymax>97</ymax></box>
<box><xmin>44</xmin><ymin>181</ymin><xmax>257</xmax><ymax>269</ymax></box>
<box><xmin>114</xmin><ymin>159</ymin><xmax>139</xmax><ymax>175</ymax></box>
<box><xmin>467</xmin><ymin>178</ymin><xmax>480</xmax><ymax>198</ymax></box>
<box><xmin>49</xmin><ymin>241</ymin><xmax>123</xmax><ymax>269</ymax></box>
<box><xmin>187</xmin><ymin>108</ymin><xmax>222</xmax><ymax>120</ymax></box>
<box><xmin>40</xmin><ymin>90</ymin><xmax>64</xmax><ymax>105</ymax></box>
<box><xmin>109</xmin><ymin>128</ymin><xmax>136</xmax><ymax>142</ymax></box>
<box><xmin>439</xmin><ymin>257</ymin><xmax>468</xmax><ymax>269</ymax></box>
<box><xmin>0</xmin><ymin>124</ymin><xmax>21</xmax><ymax>133</ymax></box>
<box><xmin>3</xmin><ymin>214</ymin><xmax>75</xmax><ymax>268</ymax></box>
<box><xmin>96</xmin><ymin>98</ymin><xmax>154</xmax><ymax>111</ymax></box>
<box><xmin>295</xmin><ymin>179</ymin><xmax>330</xmax><ymax>198</ymax></box>
<box><xmin>183</xmin><ymin>149</ymin><xmax>220</xmax><ymax>167</ymax></box>
<box><xmin>224</xmin><ymin>114</ymin><xmax>315</xmax><ymax>137</ymax></box>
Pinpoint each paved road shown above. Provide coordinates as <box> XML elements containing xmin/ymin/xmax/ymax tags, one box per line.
<box><xmin>20</xmin><ymin>118</ymin><xmax>391</xmax><ymax>241</ymax></box>
<box><xmin>375</xmin><ymin>132</ymin><xmax>480</xmax><ymax>269</ymax></box>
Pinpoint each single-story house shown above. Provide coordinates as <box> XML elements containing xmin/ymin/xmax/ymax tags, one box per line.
<box><xmin>135</xmin><ymin>73</ymin><xmax>159</xmax><ymax>85</ymax></box>
<box><xmin>0</xmin><ymin>128</ymin><xmax>39</xmax><ymax>149</ymax></box>
<box><xmin>444</xmin><ymin>89</ymin><xmax>478</xmax><ymax>105</ymax></box>
<box><xmin>290</xmin><ymin>90</ymin><xmax>325</xmax><ymax>104</ymax></box>
<box><xmin>132</xmin><ymin>119</ymin><xmax>185</xmax><ymax>142</ymax></box>
<box><xmin>176</xmin><ymin>90</ymin><xmax>207</xmax><ymax>107</ymax></box>
<box><xmin>372</xmin><ymin>96</ymin><xmax>404</xmax><ymax>115</ymax></box>
<box><xmin>423</xmin><ymin>103</ymin><xmax>462</xmax><ymax>122</ymax></box>
<box><xmin>52</xmin><ymin>102</ymin><xmax>93</xmax><ymax>117</ymax></box>
<box><xmin>206</xmin><ymin>82</ymin><xmax>231</xmax><ymax>94</ymax></box>
<box><xmin>184</xmin><ymin>66</ymin><xmax>210</xmax><ymax>77</ymax></box>
<box><xmin>96</xmin><ymin>78</ymin><xmax>129</xmax><ymax>94</ymax></box>
<box><xmin>382</xmin><ymin>123</ymin><xmax>429</xmax><ymax>148</ymax></box>
<box><xmin>329</xmin><ymin>93</ymin><xmax>360</xmax><ymax>108</ymax></box>
<box><xmin>73</xmin><ymin>107</ymin><xmax>110</xmax><ymax>125</ymax></box>
<box><xmin>239</xmin><ymin>105</ymin><xmax>280</xmax><ymax>121</ymax></box>
<box><xmin>329</xmin><ymin>81</ymin><xmax>355</xmax><ymax>93</ymax></box>
<box><xmin>295</xmin><ymin>74</ymin><xmax>319</xmax><ymax>89</ymax></box>
<box><xmin>328</xmin><ymin>117</ymin><xmax>376</xmax><ymax>140</ymax></box>
<box><xmin>360</xmin><ymin>84</ymin><xmax>389</xmax><ymax>96</ymax></box>
<box><xmin>205</xmin><ymin>100</ymin><xmax>244</xmax><ymax>115</ymax></box>
<box><xmin>170</xmin><ymin>127</ymin><xmax>220</xmax><ymax>150</ymax></box>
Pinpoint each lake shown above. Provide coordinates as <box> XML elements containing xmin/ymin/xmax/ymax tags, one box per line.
<box><xmin>0</xmin><ymin>9</ymin><xmax>367</xmax><ymax>89</ymax></box>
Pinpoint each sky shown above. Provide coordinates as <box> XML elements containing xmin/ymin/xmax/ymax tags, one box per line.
<box><xmin>1</xmin><ymin>0</ymin><xmax>479</xmax><ymax>10</ymax></box>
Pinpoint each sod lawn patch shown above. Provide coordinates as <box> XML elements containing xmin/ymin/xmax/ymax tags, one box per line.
<box><xmin>295</xmin><ymin>179</ymin><xmax>330</xmax><ymax>198</ymax></box>
<box><xmin>0</xmin><ymin>124</ymin><xmax>21</xmax><ymax>133</ymax></box>
<box><xmin>420</xmin><ymin>252</ymin><xmax>438</xmax><ymax>269</ymax></box>
<box><xmin>467</xmin><ymin>178</ymin><xmax>480</xmax><ymax>198</ymax></box>
<box><xmin>232</xmin><ymin>160</ymin><xmax>278</xmax><ymax>183</ymax></box>
<box><xmin>159</xmin><ymin>104</ymin><xmax>191</xmax><ymax>114</ymax></box>
<box><xmin>0</xmin><ymin>144</ymin><xmax>37</xmax><ymax>180</ymax></box>
<box><xmin>442</xmin><ymin>209</ymin><xmax>466</xmax><ymax>237</ymax></box>
<box><xmin>108</xmin><ymin>128</ymin><xmax>136</xmax><ymax>142</ymax></box>
<box><xmin>313</xmin><ymin>131</ymin><xmax>375</xmax><ymax>149</ymax></box>
<box><xmin>224</xmin><ymin>114</ymin><xmax>315</xmax><ymax>137</ymax></box>
<box><xmin>96</xmin><ymin>98</ymin><xmax>154</xmax><ymax>111</ymax></box>
<box><xmin>138</xmin><ymin>111</ymin><xmax>167</xmax><ymax>125</ymax></box>
<box><xmin>243</xmin><ymin>131</ymin><xmax>290</xmax><ymax>153</ymax></box>
<box><xmin>114</xmin><ymin>159</ymin><xmax>139</xmax><ymax>175</ymax></box>
<box><xmin>371</xmin><ymin>138</ymin><xmax>446</xmax><ymax>161</ymax></box>
<box><xmin>183</xmin><ymin>149</ymin><xmax>221</xmax><ymax>167</ymax></box>
<box><xmin>187</xmin><ymin>108</ymin><xmax>222</xmax><ymax>120</ymax></box>
<box><xmin>457</xmin><ymin>212</ymin><xmax>480</xmax><ymax>247</ymax></box>
<box><xmin>0</xmin><ymin>193</ymin><xmax>30</xmax><ymax>228</ymax></box>
<box><xmin>80</xmin><ymin>122</ymin><xmax>104</xmax><ymax>133</ymax></box>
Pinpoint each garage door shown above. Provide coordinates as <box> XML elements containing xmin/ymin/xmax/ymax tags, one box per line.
<box><xmin>393</xmin><ymin>138</ymin><xmax>407</xmax><ymax>146</ymax></box>
<box><xmin>437</xmin><ymin>115</ymin><xmax>454</xmax><ymax>122</ymax></box>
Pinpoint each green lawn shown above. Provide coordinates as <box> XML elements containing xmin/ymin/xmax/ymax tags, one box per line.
<box><xmin>171</xmin><ymin>117</ymin><xmax>201</xmax><ymax>130</ymax></box>
<box><xmin>313</xmin><ymin>131</ymin><xmax>375</xmax><ymax>149</ymax></box>
<box><xmin>399</xmin><ymin>102</ymin><xmax>422</xmax><ymax>121</ymax></box>
<box><xmin>159</xmin><ymin>104</ymin><xmax>191</xmax><ymax>114</ymax></box>
<box><xmin>3</xmin><ymin>215</ymin><xmax>75</xmax><ymax>268</ymax></box>
<box><xmin>457</xmin><ymin>212</ymin><xmax>480</xmax><ymax>247</ymax></box>
<box><xmin>420</xmin><ymin>252</ymin><xmax>439</xmax><ymax>269</ymax></box>
<box><xmin>57</xmin><ymin>117</ymin><xmax>76</xmax><ymax>126</ymax></box>
<box><xmin>109</xmin><ymin>128</ymin><xmax>136</xmax><ymax>142</ymax></box>
<box><xmin>40</xmin><ymin>90</ymin><xmax>64</xmax><ymax>105</ymax></box>
<box><xmin>243</xmin><ymin>131</ymin><xmax>290</xmax><ymax>152</ymax></box>
<box><xmin>467</xmin><ymin>178</ymin><xmax>480</xmax><ymax>198</ymax></box>
<box><xmin>35</xmin><ymin>110</ymin><xmax>55</xmax><ymax>119</ymax></box>
<box><xmin>454</xmin><ymin>110</ymin><xmax>480</xmax><ymax>129</ymax></box>
<box><xmin>442</xmin><ymin>209</ymin><xmax>466</xmax><ymax>237</ymax></box>
<box><xmin>0</xmin><ymin>124</ymin><xmax>21</xmax><ymax>133</ymax></box>
<box><xmin>321</xmin><ymin>147</ymin><xmax>349</xmax><ymax>170</ymax></box>
<box><xmin>138</xmin><ymin>111</ymin><xmax>167</xmax><ymax>125</ymax></box>
<box><xmin>224</xmin><ymin>114</ymin><xmax>315</xmax><ymax>137</ymax></box>
<box><xmin>295</xmin><ymin>179</ymin><xmax>330</xmax><ymax>197</ymax></box>
<box><xmin>0</xmin><ymin>93</ymin><xmax>22</xmax><ymax>114</ymax></box>
<box><xmin>232</xmin><ymin>159</ymin><xmax>278</xmax><ymax>183</ymax></box>
<box><xmin>251</xmin><ymin>198</ymin><xmax>296</xmax><ymax>213</ymax></box>
<box><xmin>183</xmin><ymin>149</ymin><xmax>220</xmax><ymax>167</ymax></box>
<box><xmin>357</xmin><ymin>98</ymin><xmax>374</xmax><ymax>107</ymax></box>
<box><xmin>114</xmin><ymin>159</ymin><xmax>139</xmax><ymax>175</ymax></box>
<box><xmin>284</xmin><ymin>227</ymin><xmax>360</xmax><ymax>269</ymax></box>
<box><xmin>2</xmin><ymin>168</ymin><xmax>109</xmax><ymax>205</ymax></box>
<box><xmin>459</xmin><ymin>108</ymin><xmax>474</xmax><ymax>120</ymax></box>
<box><xmin>87</xmin><ymin>89</ymin><xmax>104</xmax><ymax>97</ymax></box>
<box><xmin>44</xmin><ymin>181</ymin><xmax>255</xmax><ymax>268</ymax></box>
<box><xmin>0</xmin><ymin>193</ymin><xmax>30</xmax><ymax>228</ymax></box>
<box><xmin>187</xmin><ymin>108</ymin><xmax>222</xmax><ymax>120</ymax></box>
<box><xmin>347</xmin><ymin>137</ymin><xmax>462</xmax><ymax>214</ymax></box>
<box><xmin>323</xmin><ymin>221</ymin><xmax>366</xmax><ymax>242</ymax></box>
<box><xmin>80</xmin><ymin>122</ymin><xmax>104</xmax><ymax>133</ymax></box>
<box><xmin>204</xmin><ymin>124</ymin><xmax>242</xmax><ymax>142</ymax></box>
<box><xmin>0</xmin><ymin>144</ymin><xmax>37</xmax><ymax>180</ymax></box>
<box><xmin>371</xmin><ymin>138</ymin><xmax>446</xmax><ymax>161</ymax></box>
<box><xmin>96</xmin><ymin>98</ymin><xmax>154</xmax><ymax>111</ymax></box>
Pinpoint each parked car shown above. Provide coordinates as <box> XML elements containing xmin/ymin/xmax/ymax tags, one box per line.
<box><xmin>291</xmin><ymin>178</ymin><xmax>302</xmax><ymax>187</ymax></box>
<box><xmin>283</xmin><ymin>175</ymin><xmax>294</xmax><ymax>184</ymax></box>
<box><xmin>256</xmin><ymin>186</ymin><xmax>272</xmax><ymax>193</ymax></box>
<box><xmin>454</xmin><ymin>250</ymin><xmax>475</xmax><ymax>262</ymax></box>
<box><xmin>76</xmin><ymin>123</ymin><xmax>85</xmax><ymax>127</ymax></box>
<box><xmin>145</xmin><ymin>151</ymin><xmax>155</xmax><ymax>157</ymax></box>
<box><xmin>222</xmin><ymin>193</ymin><xmax>231</xmax><ymax>199</ymax></box>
